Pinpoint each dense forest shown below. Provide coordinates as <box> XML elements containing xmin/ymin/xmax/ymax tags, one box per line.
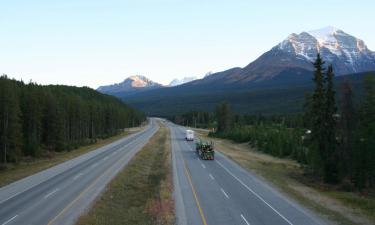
<box><xmin>172</xmin><ymin>55</ymin><xmax>375</xmax><ymax>189</ymax></box>
<box><xmin>0</xmin><ymin>75</ymin><xmax>145</xmax><ymax>165</ymax></box>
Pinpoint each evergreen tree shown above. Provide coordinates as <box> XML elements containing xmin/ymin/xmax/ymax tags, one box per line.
<box><xmin>323</xmin><ymin>65</ymin><xmax>338</xmax><ymax>183</ymax></box>
<box><xmin>307</xmin><ymin>54</ymin><xmax>326</xmax><ymax>176</ymax></box>
<box><xmin>0</xmin><ymin>76</ymin><xmax>22</xmax><ymax>163</ymax></box>
<box><xmin>215</xmin><ymin>102</ymin><xmax>232</xmax><ymax>132</ymax></box>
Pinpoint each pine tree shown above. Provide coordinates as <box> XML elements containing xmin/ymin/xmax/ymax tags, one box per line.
<box><xmin>308</xmin><ymin>54</ymin><xmax>326</xmax><ymax>176</ymax></box>
<box><xmin>323</xmin><ymin>65</ymin><xmax>338</xmax><ymax>183</ymax></box>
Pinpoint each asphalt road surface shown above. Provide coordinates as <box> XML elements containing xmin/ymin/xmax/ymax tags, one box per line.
<box><xmin>168</xmin><ymin>122</ymin><xmax>327</xmax><ymax>225</ymax></box>
<box><xmin>0</xmin><ymin>118</ymin><xmax>159</xmax><ymax>225</ymax></box>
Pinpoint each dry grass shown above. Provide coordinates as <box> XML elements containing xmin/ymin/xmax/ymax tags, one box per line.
<box><xmin>194</xmin><ymin>129</ymin><xmax>374</xmax><ymax>225</ymax></box>
<box><xmin>76</xmin><ymin>123</ymin><xmax>175</xmax><ymax>225</ymax></box>
<box><xmin>0</xmin><ymin>126</ymin><xmax>144</xmax><ymax>188</ymax></box>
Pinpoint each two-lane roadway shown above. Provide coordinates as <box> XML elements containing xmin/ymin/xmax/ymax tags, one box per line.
<box><xmin>168</xmin><ymin>122</ymin><xmax>326</xmax><ymax>225</ymax></box>
<box><xmin>0</xmin><ymin>118</ymin><xmax>159</xmax><ymax>225</ymax></box>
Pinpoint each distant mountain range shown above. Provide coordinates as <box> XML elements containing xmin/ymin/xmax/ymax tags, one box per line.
<box><xmin>98</xmin><ymin>27</ymin><xmax>375</xmax><ymax>115</ymax></box>
<box><xmin>97</xmin><ymin>75</ymin><xmax>198</xmax><ymax>95</ymax></box>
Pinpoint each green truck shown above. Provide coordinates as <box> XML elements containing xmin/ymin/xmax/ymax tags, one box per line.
<box><xmin>195</xmin><ymin>139</ymin><xmax>215</xmax><ymax>160</ymax></box>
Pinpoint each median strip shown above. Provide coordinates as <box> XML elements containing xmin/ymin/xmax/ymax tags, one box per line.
<box><xmin>76</xmin><ymin>123</ymin><xmax>174</xmax><ymax>225</ymax></box>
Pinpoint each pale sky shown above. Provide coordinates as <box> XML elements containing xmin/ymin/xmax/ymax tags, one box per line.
<box><xmin>1</xmin><ymin>0</ymin><xmax>374</xmax><ymax>88</ymax></box>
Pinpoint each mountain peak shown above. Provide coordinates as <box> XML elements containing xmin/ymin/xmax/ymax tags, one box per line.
<box><xmin>97</xmin><ymin>75</ymin><xmax>162</xmax><ymax>95</ymax></box>
<box><xmin>127</xmin><ymin>75</ymin><xmax>159</xmax><ymax>88</ymax></box>
<box><xmin>308</xmin><ymin>26</ymin><xmax>340</xmax><ymax>38</ymax></box>
<box><xmin>275</xmin><ymin>27</ymin><xmax>374</xmax><ymax>73</ymax></box>
<box><xmin>169</xmin><ymin>76</ymin><xmax>197</xmax><ymax>86</ymax></box>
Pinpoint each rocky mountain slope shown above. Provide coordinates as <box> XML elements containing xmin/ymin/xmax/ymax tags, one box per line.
<box><xmin>97</xmin><ymin>75</ymin><xmax>162</xmax><ymax>95</ymax></box>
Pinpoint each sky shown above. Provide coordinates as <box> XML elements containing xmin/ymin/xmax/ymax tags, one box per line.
<box><xmin>1</xmin><ymin>0</ymin><xmax>375</xmax><ymax>88</ymax></box>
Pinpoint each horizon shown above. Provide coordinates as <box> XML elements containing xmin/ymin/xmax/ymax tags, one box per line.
<box><xmin>1</xmin><ymin>0</ymin><xmax>375</xmax><ymax>88</ymax></box>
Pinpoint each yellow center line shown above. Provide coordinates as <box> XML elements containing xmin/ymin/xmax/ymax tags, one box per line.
<box><xmin>182</xmin><ymin>157</ymin><xmax>208</xmax><ymax>225</ymax></box>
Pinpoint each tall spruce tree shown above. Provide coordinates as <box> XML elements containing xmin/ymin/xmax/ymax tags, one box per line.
<box><xmin>323</xmin><ymin>65</ymin><xmax>338</xmax><ymax>183</ymax></box>
<box><xmin>308</xmin><ymin>54</ymin><xmax>327</xmax><ymax>176</ymax></box>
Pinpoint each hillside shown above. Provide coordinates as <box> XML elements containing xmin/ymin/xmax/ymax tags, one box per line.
<box><xmin>121</xmin><ymin>71</ymin><xmax>374</xmax><ymax>116</ymax></box>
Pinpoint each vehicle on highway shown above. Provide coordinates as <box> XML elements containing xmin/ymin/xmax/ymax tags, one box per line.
<box><xmin>196</xmin><ymin>139</ymin><xmax>215</xmax><ymax>160</ymax></box>
<box><xmin>185</xmin><ymin>129</ymin><xmax>194</xmax><ymax>141</ymax></box>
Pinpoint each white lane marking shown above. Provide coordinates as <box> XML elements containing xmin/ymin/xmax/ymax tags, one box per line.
<box><xmin>73</xmin><ymin>173</ymin><xmax>84</xmax><ymax>180</ymax></box>
<box><xmin>241</xmin><ymin>214</ymin><xmax>250</xmax><ymax>225</ymax></box>
<box><xmin>209</xmin><ymin>174</ymin><xmax>215</xmax><ymax>180</ymax></box>
<box><xmin>201</xmin><ymin>163</ymin><xmax>206</xmax><ymax>169</ymax></box>
<box><xmin>2</xmin><ymin>215</ymin><xmax>18</xmax><ymax>225</ymax></box>
<box><xmin>90</xmin><ymin>163</ymin><xmax>98</xmax><ymax>169</ymax></box>
<box><xmin>216</xmin><ymin>161</ymin><xmax>294</xmax><ymax>225</ymax></box>
<box><xmin>0</xmin><ymin>193</ymin><xmax>20</xmax><ymax>205</ymax></box>
<box><xmin>103</xmin><ymin>156</ymin><xmax>109</xmax><ymax>161</ymax></box>
<box><xmin>44</xmin><ymin>188</ymin><xmax>59</xmax><ymax>199</ymax></box>
<box><xmin>220</xmin><ymin>188</ymin><xmax>230</xmax><ymax>199</ymax></box>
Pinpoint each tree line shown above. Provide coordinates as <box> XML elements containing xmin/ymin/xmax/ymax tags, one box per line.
<box><xmin>172</xmin><ymin>55</ymin><xmax>375</xmax><ymax>189</ymax></box>
<box><xmin>0</xmin><ymin>75</ymin><xmax>145</xmax><ymax>165</ymax></box>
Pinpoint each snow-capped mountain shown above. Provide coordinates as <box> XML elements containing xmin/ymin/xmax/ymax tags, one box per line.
<box><xmin>97</xmin><ymin>75</ymin><xmax>163</xmax><ymax>95</ymax></box>
<box><xmin>168</xmin><ymin>76</ymin><xmax>197</xmax><ymax>86</ymax></box>
<box><xmin>201</xmin><ymin>26</ymin><xmax>375</xmax><ymax>83</ymax></box>
<box><xmin>275</xmin><ymin>26</ymin><xmax>375</xmax><ymax>74</ymax></box>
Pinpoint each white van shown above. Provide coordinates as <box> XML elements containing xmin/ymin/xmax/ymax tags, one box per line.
<box><xmin>185</xmin><ymin>130</ymin><xmax>194</xmax><ymax>141</ymax></box>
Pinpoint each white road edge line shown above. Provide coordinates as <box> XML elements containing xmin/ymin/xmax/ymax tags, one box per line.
<box><xmin>44</xmin><ymin>188</ymin><xmax>59</xmax><ymax>199</ymax></box>
<box><xmin>220</xmin><ymin>188</ymin><xmax>229</xmax><ymax>199</ymax></box>
<box><xmin>209</xmin><ymin>174</ymin><xmax>215</xmax><ymax>180</ymax></box>
<box><xmin>201</xmin><ymin>163</ymin><xmax>206</xmax><ymax>169</ymax></box>
<box><xmin>73</xmin><ymin>173</ymin><xmax>84</xmax><ymax>180</ymax></box>
<box><xmin>2</xmin><ymin>215</ymin><xmax>18</xmax><ymax>225</ymax></box>
<box><xmin>216</xmin><ymin>161</ymin><xmax>294</xmax><ymax>225</ymax></box>
<box><xmin>241</xmin><ymin>214</ymin><xmax>250</xmax><ymax>225</ymax></box>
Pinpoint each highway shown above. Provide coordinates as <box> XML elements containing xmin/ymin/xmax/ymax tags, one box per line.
<box><xmin>168</xmin><ymin>122</ymin><xmax>326</xmax><ymax>225</ymax></box>
<box><xmin>0</xmin><ymin>118</ymin><xmax>159</xmax><ymax>225</ymax></box>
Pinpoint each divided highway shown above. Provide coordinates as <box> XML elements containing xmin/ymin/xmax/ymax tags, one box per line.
<box><xmin>168</xmin><ymin>122</ymin><xmax>326</xmax><ymax>225</ymax></box>
<box><xmin>0</xmin><ymin>119</ymin><xmax>159</xmax><ymax>225</ymax></box>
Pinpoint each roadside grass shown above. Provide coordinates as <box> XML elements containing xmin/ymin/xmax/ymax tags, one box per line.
<box><xmin>0</xmin><ymin>126</ymin><xmax>144</xmax><ymax>188</ymax></box>
<box><xmin>194</xmin><ymin>129</ymin><xmax>374</xmax><ymax>225</ymax></box>
<box><xmin>76</xmin><ymin>123</ymin><xmax>174</xmax><ymax>225</ymax></box>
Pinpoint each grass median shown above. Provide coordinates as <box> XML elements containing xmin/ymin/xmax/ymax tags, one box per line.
<box><xmin>0</xmin><ymin>126</ymin><xmax>144</xmax><ymax>188</ymax></box>
<box><xmin>194</xmin><ymin>129</ymin><xmax>374</xmax><ymax>225</ymax></box>
<box><xmin>76</xmin><ymin>123</ymin><xmax>174</xmax><ymax>225</ymax></box>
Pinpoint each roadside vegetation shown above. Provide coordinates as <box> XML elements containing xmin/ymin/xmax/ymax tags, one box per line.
<box><xmin>173</xmin><ymin>55</ymin><xmax>375</xmax><ymax>224</ymax></box>
<box><xmin>0</xmin><ymin>75</ymin><xmax>145</xmax><ymax>176</ymax></box>
<box><xmin>77</xmin><ymin>123</ymin><xmax>174</xmax><ymax>225</ymax></box>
